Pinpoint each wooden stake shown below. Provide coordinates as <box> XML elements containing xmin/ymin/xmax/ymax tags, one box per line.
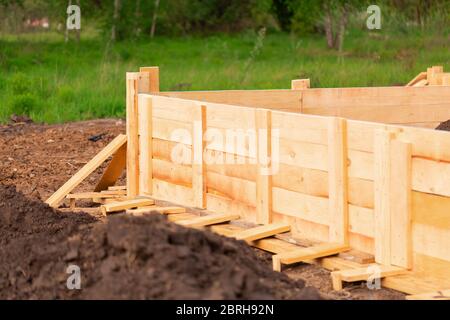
<box><xmin>327</xmin><ymin>117</ymin><xmax>349</xmax><ymax>245</ymax></box>
<box><xmin>139</xmin><ymin>66</ymin><xmax>160</xmax><ymax>93</ymax></box>
<box><xmin>138</xmin><ymin>95</ymin><xmax>153</xmax><ymax>195</ymax></box>
<box><xmin>291</xmin><ymin>79</ymin><xmax>310</xmax><ymax>90</ymax></box>
<box><xmin>192</xmin><ymin>104</ymin><xmax>206</xmax><ymax>209</ymax></box>
<box><xmin>389</xmin><ymin>140</ymin><xmax>412</xmax><ymax>269</ymax></box>
<box><xmin>126</xmin><ymin>72</ymin><xmax>140</xmax><ymax>198</ymax></box>
<box><xmin>374</xmin><ymin>130</ymin><xmax>395</xmax><ymax>266</ymax></box>
<box><xmin>255</xmin><ymin>109</ymin><xmax>272</xmax><ymax>224</ymax></box>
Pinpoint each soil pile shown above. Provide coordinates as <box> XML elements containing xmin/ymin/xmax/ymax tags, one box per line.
<box><xmin>436</xmin><ymin>120</ymin><xmax>450</xmax><ymax>131</ymax></box>
<box><xmin>0</xmin><ymin>185</ymin><xmax>320</xmax><ymax>300</ymax></box>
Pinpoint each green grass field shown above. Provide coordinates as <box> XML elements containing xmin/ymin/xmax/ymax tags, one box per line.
<box><xmin>0</xmin><ymin>30</ymin><xmax>448</xmax><ymax>124</ymax></box>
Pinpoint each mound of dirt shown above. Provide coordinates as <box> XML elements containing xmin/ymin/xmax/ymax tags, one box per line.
<box><xmin>0</xmin><ymin>185</ymin><xmax>320</xmax><ymax>300</ymax></box>
<box><xmin>436</xmin><ymin>120</ymin><xmax>450</xmax><ymax>131</ymax></box>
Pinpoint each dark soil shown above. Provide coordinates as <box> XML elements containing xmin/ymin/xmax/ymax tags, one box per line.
<box><xmin>0</xmin><ymin>184</ymin><xmax>319</xmax><ymax>300</ymax></box>
<box><xmin>0</xmin><ymin>119</ymin><xmax>406</xmax><ymax>300</ymax></box>
<box><xmin>436</xmin><ymin>120</ymin><xmax>450</xmax><ymax>131</ymax></box>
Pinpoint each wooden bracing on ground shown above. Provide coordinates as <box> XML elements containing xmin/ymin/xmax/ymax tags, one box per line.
<box><xmin>47</xmin><ymin>65</ymin><xmax>450</xmax><ymax>297</ymax></box>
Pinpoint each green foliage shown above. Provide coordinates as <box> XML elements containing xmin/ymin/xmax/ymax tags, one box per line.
<box><xmin>10</xmin><ymin>93</ymin><xmax>39</xmax><ymax>115</ymax></box>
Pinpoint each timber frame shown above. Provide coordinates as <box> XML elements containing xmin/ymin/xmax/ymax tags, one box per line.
<box><xmin>48</xmin><ymin>65</ymin><xmax>450</xmax><ymax>298</ymax></box>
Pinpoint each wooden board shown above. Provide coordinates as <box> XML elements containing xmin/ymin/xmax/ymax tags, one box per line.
<box><xmin>45</xmin><ymin>134</ymin><xmax>127</xmax><ymax>208</ymax></box>
<box><xmin>126</xmin><ymin>206</ymin><xmax>186</xmax><ymax>215</ymax></box>
<box><xmin>101</xmin><ymin>198</ymin><xmax>155</xmax><ymax>215</ymax></box>
<box><xmin>176</xmin><ymin>213</ymin><xmax>241</xmax><ymax>228</ymax></box>
<box><xmin>406</xmin><ymin>290</ymin><xmax>450</xmax><ymax>300</ymax></box>
<box><xmin>273</xmin><ymin>243</ymin><xmax>350</xmax><ymax>272</ymax></box>
<box><xmin>233</xmin><ymin>222</ymin><xmax>291</xmax><ymax>243</ymax></box>
<box><xmin>94</xmin><ymin>141</ymin><xmax>127</xmax><ymax>192</ymax></box>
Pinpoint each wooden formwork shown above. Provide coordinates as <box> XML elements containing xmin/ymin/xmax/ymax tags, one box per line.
<box><xmin>46</xmin><ymin>65</ymin><xmax>450</xmax><ymax>298</ymax></box>
<box><xmin>123</xmin><ymin>66</ymin><xmax>450</xmax><ymax>296</ymax></box>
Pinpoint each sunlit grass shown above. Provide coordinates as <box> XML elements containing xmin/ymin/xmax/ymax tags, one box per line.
<box><xmin>0</xmin><ymin>30</ymin><xmax>448</xmax><ymax>123</ymax></box>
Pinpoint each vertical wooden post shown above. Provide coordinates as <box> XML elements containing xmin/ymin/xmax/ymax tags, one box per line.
<box><xmin>192</xmin><ymin>104</ymin><xmax>206</xmax><ymax>209</ymax></box>
<box><xmin>374</xmin><ymin>130</ymin><xmax>395</xmax><ymax>265</ymax></box>
<box><xmin>389</xmin><ymin>140</ymin><xmax>412</xmax><ymax>269</ymax></box>
<box><xmin>327</xmin><ymin>117</ymin><xmax>349</xmax><ymax>245</ymax></box>
<box><xmin>139</xmin><ymin>66</ymin><xmax>160</xmax><ymax>93</ymax></box>
<box><xmin>126</xmin><ymin>72</ymin><xmax>140</xmax><ymax>198</ymax></box>
<box><xmin>138</xmin><ymin>95</ymin><xmax>153</xmax><ymax>196</ymax></box>
<box><xmin>291</xmin><ymin>79</ymin><xmax>310</xmax><ymax>90</ymax></box>
<box><xmin>255</xmin><ymin>109</ymin><xmax>272</xmax><ymax>225</ymax></box>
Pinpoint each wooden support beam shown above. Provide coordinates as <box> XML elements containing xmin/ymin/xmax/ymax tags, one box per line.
<box><xmin>139</xmin><ymin>66</ymin><xmax>160</xmax><ymax>93</ymax></box>
<box><xmin>232</xmin><ymin>222</ymin><xmax>290</xmax><ymax>243</ymax></box>
<box><xmin>66</xmin><ymin>192</ymin><xmax>123</xmax><ymax>199</ymax></box>
<box><xmin>126</xmin><ymin>73</ymin><xmax>140</xmax><ymax>198</ymax></box>
<box><xmin>327</xmin><ymin>117</ymin><xmax>349</xmax><ymax>244</ymax></box>
<box><xmin>192</xmin><ymin>104</ymin><xmax>206</xmax><ymax>208</ymax></box>
<box><xmin>272</xmin><ymin>243</ymin><xmax>350</xmax><ymax>272</ymax></box>
<box><xmin>331</xmin><ymin>265</ymin><xmax>407</xmax><ymax>291</ymax></box>
<box><xmin>406</xmin><ymin>290</ymin><xmax>450</xmax><ymax>300</ymax></box>
<box><xmin>101</xmin><ymin>198</ymin><xmax>154</xmax><ymax>215</ymax></box>
<box><xmin>94</xmin><ymin>142</ymin><xmax>127</xmax><ymax>192</ymax></box>
<box><xmin>126</xmin><ymin>206</ymin><xmax>186</xmax><ymax>215</ymax></box>
<box><xmin>138</xmin><ymin>95</ymin><xmax>153</xmax><ymax>196</ymax></box>
<box><xmin>255</xmin><ymin>109</ymin><xmax>272</xmax><ymax>224</ymax></box>
<box><xmin>291</xmin><ymin>79</ymin><xmax>310</xmax><ymax>90</ymax></box>
<box><xmin>45</xmin><ymin>134</ymin><xmax>127</xmax><ymax>208</ymax></box>
<box><xmin>108</xmin><ymin>186</ymin><xmax>127</xmax><ymax>191</ymax></box>
<box><xmin>176</xmin><ymin>213</ymin><xmax>240</xmax><ymax>228</ymax></box>
<box><xmin>99</xmin><ymin>190</ymin><xmax>127</xmax><ymax>196</ymax></box>
<box><xmin>390</xmin><ymin>140</ymin><xmax>412</xmax><ymax>269</ymax></box>
<box><xmin>412</xmin><ymin>79</ymin><xmax>428</xmax><ymax>87</ymax></box>
<box><xmin>374</xmin><ymin>130</ymin><xmax>395</xmax><ymax>265</ymax></box>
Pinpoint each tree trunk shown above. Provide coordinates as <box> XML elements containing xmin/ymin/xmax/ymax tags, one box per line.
<box><xmin>150</xmin><ymin>0</ymin><xmax>160</xmax><ymax>38</ymax></box>
<box><xmin>111</xmin><ymin>0</ymin><xmax>120</xmax><ymax>41</ymax></box>
<box><xmin>323</xmin><ymin>2</ymin><xmax>334</xmax><ymax>49</ymax></box>
<box><xmin>335</xmin><ymin>4</ymin><xmax>349</xmax><ymax>52</ymax></box>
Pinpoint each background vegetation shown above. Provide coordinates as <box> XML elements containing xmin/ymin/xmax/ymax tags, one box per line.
<box><xmin>0</xmin><ymin>0</ymin><xmax>448</xmax><ymax>123</ymax></box>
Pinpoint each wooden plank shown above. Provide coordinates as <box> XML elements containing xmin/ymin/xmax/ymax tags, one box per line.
<box><xmin>45</xmin><ymin>134</ymin><xmax>127</xmax><ymax>208</ymax></box>
<box><xmin>327</xmin><ymin>117</ymin><xmax>349</xmax><ymax>244</ymax></box>
<box><xmin>233</xmin><ymin>222</ymin><xmax>291</xmax><ymax>243</ymax></box>
<box><xmin>206</xmin><ymin>192</ymin><xmax>257</xmax><ymax>223</ymax></box>
<box><xmin>412</xmin><ymin>79</ymin><xmax>428</xmax><ymax>87</ymax></box>
<box><xmin>390</xmin><ymin>140</ymin><xmax>412</xmax><ymax>269</ymax></box>
<box><xmin>255</xmin><ymin>109</ymin><xmax>272</xmax><ymax>224</ymax></box>
<box><xmin>108</xmin><ymin>185</ymin><xmax>127</xmax><ymax>191</ymax></box>
<box><xmin>291</xmin><ymin>79</ymin><xmax>310</xmax><ymax>90</ymax></box>
<box><xmin>66</xmin><ymin>192</ymin><xmax>122</xmax><ymax>199</ymax></box>
<box><xmin>94</xmin><ymin>142</ymin><xmax>127</xmax><ymax>192</ymax></box>
<box><xmin>153</xmin><ymin>158</ymin><xmax>192</xmax><ymax>187</ymax></box>
<box><xmin>126</xmin><ymin>73</ymin><xmax>140</xmax><ymax>198</ymax></box>
<box><xmin>152</xmin><ymin>178</ymin><xmax>194</xmax><ymax>207</ymax></box>
<box><xmin>192</xmin><ymin>104</ymin><xmax>206</xmax><ymax>208</ymax></box>
<box><xmin>406</xmin><ymin>290</ymin><xmax>450</xmax><ymax>300</ymax></box>
<box><xmin>159</xmin><ymin>89</ymin><xmax>302</xmax><ymax>110</ymax></box>
<box><xmin>406</xmin><ymin>72</ymin><xmax>427</xmax><ymax>86</ymax></box>
<box><xmin>272</xmin><ymin>187</ymin><xmax>329</xmax><ymax>226</ymax></box>
<box><xmin>374</xmin><ymin>130</ymin><xmax>394</xmax><ymax>265</ymax></box>
<box><xmin>272</xmin><ymin>242</ymin><xmax>350</xmax><ymax>272</ymax></box>
<box><xmin>139</xmin><ymin>66</ymin><xmax>160</xmax><ymax>93</ymax></box>
<box><xmin>302</xmin><ymin>86</ymin><xmax>450</xmax><ymax>124</ymax></box>
<box><xmin>101</xmin><ymin>198</ymin><xmax>155</xmax><ymax>215</ymax></box>
<box><xmin>126</xmin><ymin>206</ymin><xmax>186</xmax><ymax>215</ymax></box>
<box><xmin>207</xmin><ymin>172</ymin><xmax>256</xmax><ymax>206</ymax></box>
<box><xmin>412</xmin><ymin>191</ymin><xmax>450</xmax><ymax>229</ymax></box>
<box><xmin>412</xmin><ymin>157</ymin><xmax>450</xmax><ymax>197</ymax></box>
<box><xmin>176</xmin><ymin>213</ymin><xmax>240</xmax><ymax>228</ymax></box>
<box><xmin>331</xmin><ymin>265</ymin><xmax>407</xmax><ymax>290</ymax></box>
<box><xmin>138</xmin><ymin>95</ymin><xmax>153</xmax><ymax>195</ymax></box>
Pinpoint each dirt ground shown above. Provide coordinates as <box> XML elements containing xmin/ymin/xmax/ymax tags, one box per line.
<box><xmin>0</xmin><ymin>118</ymin><xmax>413</xmax><ymax>300</ymax></box>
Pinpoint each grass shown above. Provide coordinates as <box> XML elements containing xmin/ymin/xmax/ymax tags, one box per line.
<box><xmin>0</xmin><ymin>29</ymin><xmax>448</xmax><ymax>124</ymax></box>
